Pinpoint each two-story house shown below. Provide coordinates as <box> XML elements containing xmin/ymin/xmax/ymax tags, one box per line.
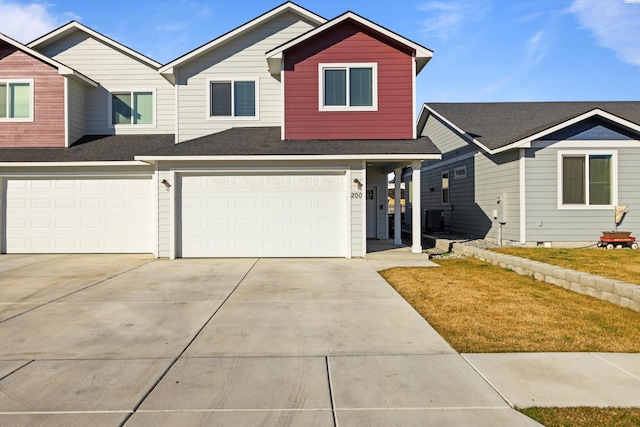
<box><xmin>0</xmin><ymin>2</ymin><xmax>439</xmax><ymax>258</ymax></box>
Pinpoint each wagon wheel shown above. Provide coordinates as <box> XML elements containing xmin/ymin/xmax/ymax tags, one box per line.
<box><xmin>606</xmin><ymin>243</ymin><xmax>614</xmax><ymax>250</ymax></box>
<box><xmin>632</xmin><ymin>242</ymin><xmax>639</xmax><ymax>250</ymax></box>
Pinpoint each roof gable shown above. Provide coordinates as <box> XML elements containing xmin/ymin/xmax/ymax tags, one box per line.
<box><xmin>267</xmin><ymin>11</ymin><xmax>433</xmax><ymax>75</ymax></box>
<box><xmin>28</xmin><ymin>21</ymin><xmax>161</xmax><ymax>70</ymax></box>
<box><xmin>0</xmin><ymin>32</ymin><xmax>97</xmax><ymax>86</ymax></box>
<box><xmin>158</xmin><ymin>2</ymin><xmax>326</xmax><ymax>81</ymax></box>
<box><xmin>420</xmin><ymin>102</ymin><xmax>640</xmax><ymax>154</ymax></box>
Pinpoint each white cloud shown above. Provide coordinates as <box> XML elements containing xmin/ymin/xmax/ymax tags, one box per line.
<box><xmin>569</xmin><ymin>0</ymin><xmax>640</xmax><ymax>66</ymax></box>
<box><xmin>417</xmin><ymin>0</ymin><xmax>490</xmax><ymax>41</ymax></box>
<box><xmin>525</xmin><ymin>31</ymin><xmax>549</xmax><ymax>65</ymax></box>
<box><xmin>0</xmin><ymin>1</ymin><xmax>77</xmax><ymax>43</ymax></box>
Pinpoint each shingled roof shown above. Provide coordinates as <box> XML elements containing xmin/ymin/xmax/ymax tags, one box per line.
<box><xmin>137</xmin><ymin>127</ymin><xmax>440</xmax><ymax>158</ymax></box>
<box><xmin>1</xmin><ymin>128</ymin><xmax>440</xmax><ymax>163</ymax></box>
<box><xmin>423</xmin><ymin>101</ymin><xmax>640</xmax><ymax>151</ymax></box>
<box><xmin>0</xmin><ymin>134</ymin><xmax>175</xmax><ymax>162</ymax></box>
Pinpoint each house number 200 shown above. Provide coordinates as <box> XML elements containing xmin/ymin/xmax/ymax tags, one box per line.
<box><xmin>351</xmin><ymin>192</ymin><xmax>363</xmax><ymax>199</ymax></box>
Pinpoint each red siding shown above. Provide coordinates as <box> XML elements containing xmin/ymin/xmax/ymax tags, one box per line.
<box><xmin>0</xmin><ymin>42</ymin><xmax>66</xmax><ymax>147</ymax></box>
<box><xmin>284</xmin><ymin>22</ymin><xmax>415</xmax><ymax>140</ymax></box>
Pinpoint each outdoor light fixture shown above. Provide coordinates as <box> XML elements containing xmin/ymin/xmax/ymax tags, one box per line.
<box><xmin>161</xmin><ymin>179</ymin><xmax>172</xmax><ymax>191</ymax></box>
<box><xmin>353</xmin><ymin>178</ymin><xmax>363</xmax><ymax>190</ymax></box>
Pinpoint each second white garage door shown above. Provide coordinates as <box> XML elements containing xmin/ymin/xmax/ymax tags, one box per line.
<box><xmin>178</xmin><ymin>172</ymin><xmax>347</xmax><ymax>257</ymax></box>
<box><xmin>4</xmin><ymin>177</ymin><xmax>152</xmax><ymax>253</ymax></box>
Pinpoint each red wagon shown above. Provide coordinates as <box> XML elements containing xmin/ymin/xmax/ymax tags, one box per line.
<box><xmin>598</xmin><ymin>231</ymin><xmax>638</xmax><ymax>250</ymax></box>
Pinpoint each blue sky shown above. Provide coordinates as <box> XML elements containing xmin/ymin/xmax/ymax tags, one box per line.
<box><xmin>1</xmin><ymin>0</ymin><xmax>639</xmax><ymax>111</ymax></box>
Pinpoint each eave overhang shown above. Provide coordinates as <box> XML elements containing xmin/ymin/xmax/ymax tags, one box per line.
<box><xmin>266</xmin><ymin>11</ymin><xmax>433</xmax><ymax>76</ymax></box>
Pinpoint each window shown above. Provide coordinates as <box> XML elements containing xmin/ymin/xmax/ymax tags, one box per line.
<box><xmin>208</xmin><ymin>80</ymin><xmax>257</xmax><ymax>118</ymax></box>
<box><xmin>111</xmin><ymin>90</ymin><xmax>154</xmax><ymax>126</ymax></box>
<box><xmin>441</xmin><ymin>171</ymin><xmax>450</xmax><ymax>204</ymax></box>
<box><xmin>0</xmin><ymin>80</ymin><xmax>33</xmax><ymax>121</ymax></box>
<box><xmin>560</xmin><ymin>152</ymin><xmax>615</xmax><ymax>207</ymax></box>
<box><xmin>319</xmin><ymin>63</ymin><xmax>377</xmax><ymax>111</ymax></box>
<box><xmin>454</xmin><ymin>166</ymin><xmax>467</xmax><ymax>179</ymax></box>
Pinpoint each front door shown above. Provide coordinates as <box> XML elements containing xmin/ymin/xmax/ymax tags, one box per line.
<box><xmin>366</xmin><ymin>186</ymin><xmax>377</xmax><ymax>238</ymax></box>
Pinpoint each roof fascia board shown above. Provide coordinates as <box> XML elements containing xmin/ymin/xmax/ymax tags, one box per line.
<box><xmin>492</xmin><ymin>108</ymin><xmax>640</xmax><ymax>154</ymax></box>
<box><xmin>135</xmin><ymin>154</ymin><xmax>441</xmax><ymax>162</ymax></box>
<box><xmin>420</xmin><ymin>104</ymin><xmax>494</xmax><ymax>154</ymax></box>
<box><xmin>266</xmin><ymin>11</ymin><xmax>433</xmax><ymax>75</ymax></box>
<box><xmin>159</xmin><ymin>2</ymin><xmax>326</xmax><ymax>75</ymax></box>
<box><xmin>0</xmin><ymin>161</ymin><xmax>151</xmax><ymax>168</ymax></box>
<box><xmin>28</xmin><ymin>21</ymin><xmax>161</xmax><ymax>69</ymax></box>
<box><xmin>0</xmin><ymin>32</ymin><xmax>98</xmax><ymax>87</ymax></box>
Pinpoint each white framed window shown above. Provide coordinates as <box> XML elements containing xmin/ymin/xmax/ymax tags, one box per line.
<box><xmin>318</xmin><ymin>63</ymin><xmax>377</xmax><ymax>111</ymax></box>
<box><xmin>441</xmin><ymin>171</ymin><xmax>450</xmax><ymax>204</ymax></box>
<box><xmin>0</xmin><ymin>79</ymin><xmax>34</xmax><ymax>122</ymax></box>
<box><xmin>207</xmin><ymin>78</ymin><xmax>258</xmax><ymax>120</ymax></box>
<box><xmin>557</xmin><ymin>150</ymin><xmax>617</xmax><ymax>209</ymax></box>
<box><xmin>454</xmin><ymin>165</ymin><xmax>467</xmax><ymax>179</ymax></box>
<box><xmin>109</xmin><ymin>89</ymin><xmax>155</xmax><ymax>127</ymax></box>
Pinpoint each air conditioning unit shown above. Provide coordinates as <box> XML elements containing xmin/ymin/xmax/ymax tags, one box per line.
<box><xmin>425</xmin><ymin>210</ymin><xmax>443</xmax><ymax>232</ymax></box>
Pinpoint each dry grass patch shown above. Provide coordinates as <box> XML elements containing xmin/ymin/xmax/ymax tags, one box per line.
<box><xmin>380</xmin><ymin>258</ymin><xmax>640</xmax><ymax>353</ymax></box>
<box><xmin>519</xmin><ymin>407</ymin><xmax>640</xmax><ymax>427</ymax></box>
<box><xmin>491</xmin><ymin>247</ymin><xmax>640</xmax><ymax>285</ymax></box>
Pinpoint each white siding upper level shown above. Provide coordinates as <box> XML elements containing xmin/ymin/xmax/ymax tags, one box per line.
<box><xmin>33</xmin><ymin>30</ymin><xmax>174</xmax><ymax>136</ymax></box>
<box><xmin>174</xmin><ymin>12</ymin><xmax>318</xmax><ymax>142</ymax></box>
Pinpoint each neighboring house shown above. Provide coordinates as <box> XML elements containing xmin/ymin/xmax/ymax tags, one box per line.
<box><xmin>0</xmin><ymin>33</ymin><xmax>97</xmax><ymax>147</ymax></box>
<box><xmin>409</xmin><ymin>102</ymin><xmax>640</xmax><ymax>247</ymax></box>
<box><xmin>0</xmin><ymin>2</ymin><xmax>439</xmax><ymax>258</ymax></box>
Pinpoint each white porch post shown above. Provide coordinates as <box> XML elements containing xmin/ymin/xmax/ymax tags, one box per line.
<box><xmin>394</xmin><ymin>167</ymin><xmax>402</xmax><ymax>245</ymax></box>
<box><xmin>411</xmin><ymin>160</ymin><xmax>422</xmax><ymax>253</ymax></box>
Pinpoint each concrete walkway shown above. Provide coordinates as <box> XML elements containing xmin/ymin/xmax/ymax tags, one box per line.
<box><xmin>0</xmin><ymin>254</ymin><xmax>638</xmax><ymax>426</ymax></box>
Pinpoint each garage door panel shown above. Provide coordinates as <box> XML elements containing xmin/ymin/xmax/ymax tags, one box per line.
<box><xmin>179</xmin><ymin>173</ymin><xmax>346</xmax><ymax>257</ymax></box>
<box><xmin>5</xmin><ymin>178</ymin><xmax>151</xmax><ymax>253</ymax></box>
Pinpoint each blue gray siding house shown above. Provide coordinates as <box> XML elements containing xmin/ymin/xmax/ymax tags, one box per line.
<box><xmin>412</xmin><ymin>102</ymin><xmax>640</xmax><ymax>247</ymax></box>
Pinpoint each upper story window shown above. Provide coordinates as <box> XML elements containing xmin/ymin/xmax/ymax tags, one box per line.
<box><xmin>208</xmin><ymin>79</ymin><xmax>258</xmax><ymax>119</ymax></box>
<box><xmin>111</xmin><ymin>90</ymin><xmax>154</xmax><ymax>126</ymax></box>
<box><xmin>559</xmin><ymin>151</ymin><xmax>616</xmax><ymax>208</ymax></box>
<box><xmin>319</xmin><ymin>63</ymin><xmax>377</xmax><ymax>111</ymax></box>
<box><xmin>0</xmin><ymin>80</ymin><xmax>34</xmax><ymax>121</ymax></box>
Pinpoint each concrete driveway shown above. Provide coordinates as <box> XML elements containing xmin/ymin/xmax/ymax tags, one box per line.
<box><xmin>0</xmin><ymin>254</ymin><xmax>540</xmax><ymax>426</ymax></box>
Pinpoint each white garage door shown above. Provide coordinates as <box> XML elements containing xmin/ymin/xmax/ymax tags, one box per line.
<box><xmin>4</xmin><ymin>177</ymin><xmax>152</xmax><ymax>253</ymax></box>
<box><xmin>179</xmin><ymin>172</ymin><xmax>346</xmax><ymax>257</ymax></box>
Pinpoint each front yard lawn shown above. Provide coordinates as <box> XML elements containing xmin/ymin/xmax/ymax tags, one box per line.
<box><xmin>380</xmin><ymin>257</ymin><xmax>640</xmax><ymax>427</ymax></box>
<box><xmin>491</xmin><ymin>247</ymin><xmax>640</xmax><ymax>285</ymax></box>
<box><xmin>380</xmin><ymin>258</ymin><xmax>640</xmax><ymax>353</ymax></box>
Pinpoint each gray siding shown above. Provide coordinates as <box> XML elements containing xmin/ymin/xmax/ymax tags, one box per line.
<box><xmin>37</xmin><ymin>31</ymin><xmax>174</xmax><ymax>135</ymax></box>
<box><xmin>423</xmin><ymin>115</ymin><xmax>476</xmax><ymax>160</ymax></box>
<box><xmin>67</xmin><ymin>77</ymin><xmax>86</xmax><ymax>144</ymax></box>
<box><xmin>420</xmin><ymin>113</ymin><xmax>521</xmax><ymax>243</ymax></box>
<box><xmin>420</xmin><ymin>150</ymin><xmax>520</xmax><ymax>242</ymax></box>
<box><xmin>525</xmin><ymin>141</ymin><xmax>640</xmax><ymax>244</ymax></box>
<box><xmin>175</xmin><ymin>13</ymin><xmax>316</xmax><ymax>142</ymax></box>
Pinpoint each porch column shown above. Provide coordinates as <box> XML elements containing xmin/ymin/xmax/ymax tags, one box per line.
<box><xmin>394</xmin><ymin>167</ymin><xmax>402</xmax><ymax>245</ymax></box>
<box><xmin>411</xmin><ymin>160</ymin><xmax>422</xmax><ymax>253</ymax></box>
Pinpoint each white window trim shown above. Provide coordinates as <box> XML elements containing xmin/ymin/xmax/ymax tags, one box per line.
<box><xmin>0</xmin><ymin>79</ymin><xmax>34</xmax><ymax>122</ymax></box>
<box><xmin>453</xmin><ymin>165</ymin><xmax>467</xmax><ymax>179</ymax></box>
<box><xmin>107</xmin><ymin>88</ymin><xmax>157</xmax><ymax>128</ymax></box>
<box><xmin>318</xmin><ymin>63</ymin><xmax>378</xmax><ymax>112</ymax></box>
<box><xmin>557</xmin><ymin>149</ymin><xmax>618</xmax><ymax>210</ymax></box>
<box><xmin>205</xmin><ymin>77</ymin><xmax>260</xmax><ymax>121</ymax></box>
<box><xmin>441</xmin><ymin>170</ymin><xmax>450</xmax><ymax>205</ymax></box>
